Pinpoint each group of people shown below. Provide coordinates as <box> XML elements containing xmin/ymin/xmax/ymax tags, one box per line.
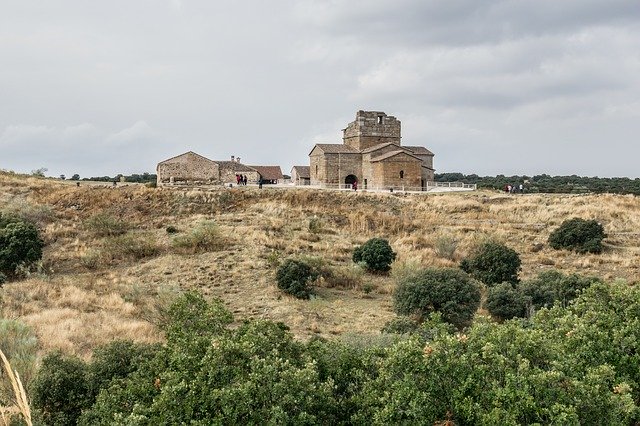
<box><xmin>235</xmin><ymin>174</ymin><xmax>248</xmax><ymax>186</ymax></box>
<box><xmin>505</xmin><ymin>184</ymin><xmax>525</xmax><ymax>194</ymax></box>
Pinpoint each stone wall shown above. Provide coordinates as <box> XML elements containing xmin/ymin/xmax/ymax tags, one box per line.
<box><xmin>371</xmin><ymin>158</ymin><xmax>422</xmax><ymax>188</ymax></box>
<box><xmin>157</xmin><ymin>152</ymin><xmax>219</xmax><ymax>184</ymax></box>
<box><xmin>343</xmin><ymin>110</ymin><xmax>401</xmax><ymax>151</ymax></box>
<box><xmin>321</xmin><ymin>153</ymin><xmax>362</xmax><ymax>185</ymax></box>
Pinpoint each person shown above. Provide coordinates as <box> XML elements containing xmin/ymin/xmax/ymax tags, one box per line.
<box><xmin>353</xmin><ymin>181</ymin><xmax>358</xmax><ymax>191</ymax></box>
<box><xmin>258</xmin><ymin>177</ymin><xmax>263</xmax><ymax>189</ymax></box>
<box><xmin>76</xmin><ymin>182</ymin><xmax>80</xmax><ymax>187</ymax></box>
<box><xmin>236</xmin><ymin>174</ymin><xmax>241</xmax><ymax>185</ymax></box>
<box><xmin>506</xmin><ymin>184</ymin><xmax>511</xmax><ymax>193</ymax></box>
<box><xmin>519</xmin><ymin>183</ymin><xmax>524</xmax><ymax>193</ymax></box>
<box><xmin>243</xmin><ymin>175</ymin><xmax>247</xmax><ymax>186</ymax></box>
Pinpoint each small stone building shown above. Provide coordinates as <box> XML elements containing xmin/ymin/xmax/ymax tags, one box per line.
<box><xmin>157</xmin><ymin>152</ymin><xmax>261</xmax><ymax>185</ymax></box>
<box><xmin>309</xmin><ymin>111</ymin><xmax>434</xmax><ymax>189</ymax></box>
<box><xmin>291</xmin><ymin>166</ymin><xmax>310</xmax><ymax>185</ymax></box>
<box><xmin>249</xmin><ymin>166</ymin><xmax>284</xmax><ymax>184</ymax></box>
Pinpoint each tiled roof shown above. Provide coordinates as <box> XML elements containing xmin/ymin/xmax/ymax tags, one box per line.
<box><xmin>291</xmin><ymin>166</ymin><xmax>310</xmax><ymax>179</ymax></box>
<box><xmin>215</xmin><ymin>161</ymin><xmax>257</xmax><ymax>172</ymax></box>
<box><xmin>370</xmin><ymin>150</ymin><xmax>422</xmax><ymax>162</ymax></box>
<box><xmin>311</xmin><ymin>144</ymin><xmax>360</xmax><ymax>154</ymax></box>
<box><xmin>404</xmin><ymin>146</ymin><xmax>434</xmax><ymax>156</ymax></box>
<box><xmin>158</xmin><ymin>151</ymin><xmax>214</xmax><ymax>165</ymax></box>
<box><xmin>249</xmin><ymin>166</ymin><xmax>284</xmax><ymax>181</ymax></box>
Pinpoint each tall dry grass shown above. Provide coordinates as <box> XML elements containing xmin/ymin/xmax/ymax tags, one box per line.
<box><xmin>0</xmin><ymin>348</ymin><xmax>32</xmax><ymax>426</ymax></box>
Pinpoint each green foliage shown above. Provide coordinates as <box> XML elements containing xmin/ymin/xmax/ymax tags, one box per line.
<box><xmin>434</xmin><ymin>233</ymin><xmax>458</xmax><ymax>260</ymax></box>
<box><xmin>0</xmin><ymin>272</ymin><xmax>5</xmax><ymax>286</ymax></box>
<box><xmin>487</xmin><ymin>270</ymin><xmax>600</xmax><ymax>321</ymax></box>
<box><xmin>0</xmin><ymin>319</ymin><xmax>38</xmax><ymax>403</ymax></box>
<box><xmin>40</xmin><ymin>281</ymin><xmax>640</xmax><ymax>425</ymax></box>
<box><xmin>165</xmin><ymin>225</ymin><xmax>178</xmax><ymax>234</ymax></box>
<box><xmin>171</xmin><ymin>221</ymin><xmax>224</xmax><ymax>254</ymax></box>
<box><xmin>460</xmin><ymin>241</ymin><xmax>521</xmax><ymax>285</ymax></box>
<box><xmin>102</xmin><ymin>232</ymin><xmax>161</xmax><ymax>261</ymax></box>
<box><xmin>486</xmin><ymin>282</ymin><xmax>525</xmax><ymax>320</ymax></box>
<box><xmin>87</xmin><ymin>340</ymin><xmax>162</xmax><ymax>399</ymax></box>
<box><xmin>0</xmin><ymin>213</ymin><xmax>44</xmax><ymax>277</ymax></box>
<box><xmin>32</xmin><ymin>352</ymin><xmax>90</xmax><ymax>426</ymax></box>
<box><xmin>548</xmin><ymin>217</ymin><xmax>606</xmax><ymax>254</ymax></box>
<box><xmin>84</xmin><ymin>213</ymin><xmax>129</xmax><ymax>237</ymax></box>
<box><xmin>276</xmin><ymin>258</ymin><xmax>317</xmax><ymax>299</ymax></box>
<box><xmin>352</xmin><ymin>237</ymin><xmax>397</xmax><ymax>273</ymax></box>
<box><xmin>394</xmin><ymin>267</ymin><xmax>481</xmax><ymax>328</ymax></box>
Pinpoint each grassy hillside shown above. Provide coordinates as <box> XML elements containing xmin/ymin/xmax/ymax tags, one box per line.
<box><xmin>1</xmin><ymin>171</ymin><xmax>639</xmax><ymax>357</ymax></box>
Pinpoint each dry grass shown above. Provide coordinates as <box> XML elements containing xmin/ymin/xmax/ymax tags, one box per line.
<box><xmin>0</xmin><ymin>348</ymin><xmax>32</xmax><ymax>426</ymax></box>
<box><xmin>1</xmin><ymin>171</ymin><xmax>640</xmax><ymax>359</ymax></box>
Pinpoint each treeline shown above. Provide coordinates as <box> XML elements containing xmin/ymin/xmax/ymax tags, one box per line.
<box><xmin>81</xmin><ymin>172</ymin><xmax>157</xmax><ymax>183</ymax></box>
<box><xmin>29</xmin><ymin>284</ymin><xmax>640</xmax><ymax>425</ymax></box>
<box><xmin>435</xmin><ymin>173</ymin><xmax>640</xmax><ymax>195</ymax></box>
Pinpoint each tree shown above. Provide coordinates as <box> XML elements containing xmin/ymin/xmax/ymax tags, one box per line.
<box><xmin>352</xmin><ymin>238</ymin><xmax>396</xmax><ymax>273</ymax></box>
<box><xmin>31</xmin><ymin>352</ymin><xmax>90</xmax><ymax>426</ymax></box>
<box><xmin>394</xmin><ymin>267</ymin><xmax>481</xmax><ymax>328</ymax></box>
<box><xmin>486</xmin><ymin>283</ymin><xmax>525</xmax><ymax>320</ymax></box>
<box><xmin>276</xmin><ymin>259</ymin><xmax>317</xmax><ymax>299</ymax></box>
<box><xmin>71</xmin><ymin>174</ymin><xmax>80</xmax><ymax>181</ymax></box>
<box><xmin>0</xmin><ymin>214</ymin><xmax>44</xmax><ymax>277</ymax></box>
<box><xmin>460</xmin><ymin>241</ymin><xmax>521</xmax><ymax>286</ymax></box>
<box><xmin>548</xmin><ymin>218</ymin><xmax>606</xmax><ymax>254</ymax></box>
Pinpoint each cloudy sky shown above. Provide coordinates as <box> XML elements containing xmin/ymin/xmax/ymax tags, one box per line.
<box><xmin>1</xmin><ymin>0</ymin><xmax>639</xmax><ymax>178</ymax></box>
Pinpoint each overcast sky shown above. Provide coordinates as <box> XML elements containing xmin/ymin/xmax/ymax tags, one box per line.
<box><xmin>1</xmin><ymin>0</ymin><xmax>639</xmax><ymax>178</ymax></box>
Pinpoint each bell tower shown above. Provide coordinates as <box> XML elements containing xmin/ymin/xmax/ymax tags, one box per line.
<box><xmin>342</xmin><ymin>110</ymin><xmax>401</xmax><ymax>151</ymax></box>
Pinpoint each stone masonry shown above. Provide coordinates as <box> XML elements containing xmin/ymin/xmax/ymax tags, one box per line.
<box><xmin>309</xmin><ymin>111</ymin><xmax>434</xmax><ymax>189</ymax></box>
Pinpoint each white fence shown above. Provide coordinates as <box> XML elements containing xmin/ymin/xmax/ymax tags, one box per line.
<box><xmin>311</xmin><ymin>181</ymin><xmax>477</xmax><ymax>193</ymax></box>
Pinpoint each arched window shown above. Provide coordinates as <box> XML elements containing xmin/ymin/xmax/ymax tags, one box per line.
<box><xmin>399</xmin><ymin>170</ymin><xmax>404</xmax><ymax>179</ymax></box>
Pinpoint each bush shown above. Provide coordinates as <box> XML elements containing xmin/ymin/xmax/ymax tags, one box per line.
<box><xmin>394</xmin><ymin>267</ymin><xmax>481</xmax><ymax>328</ymax></box>
<box><xmin>434</xmin><ymin>233</ymin><xmax>459</xmax><ymax>260</ymax></box>
<box><xmin>0</xmin><ymin>213</ymin><xmax>44</xmax><ymax>277</ymax></box>
<box><xmin>460</xmin><ymin>241</ymin><xmax>521</xmax><ymax>285</ymax></box>
<box><xmin>102</xmin><ymin>232</ymin><xmax>161</xmax><ymax>261</ymax></box>
<box><xmin>84</xmin><ymin>213</ymin><xmax>129</xmax><ymax>237</ymax></box>
<box><xmin>353</xmin><ymin>238</ymin><xmax>396</xmax><ymax>273</ymax></box>
<box><xmin>32</xmin><ymin>352</ymin><xmax>90</xmax><ymax>426</ymax></box>
<box><xmin>0</xmin><ymin>319</ymin><xmax>38</xmax><ymax>400</ymax></box>
<box><xmin>276</xmin><ymin>259</ymin><xmax>317</xmax><ymax>299</ymax></box>
<box><xmin>548</xmin><ymin>218</ymin><xmax>606</xmax><ymax>254</ymax></box>
<box><xmin>486</xmin><ymin>283</ymin><xmax>526</xmax><ymax>320</ymax></box>
<box><xmin>171</xmin><ymin>221</ymin><xmax>224</xmax><ymax>254</ymax></box>
<box><xmin>520</xmin><ymin>270</ymin><xmax>600</xmax><ymax>311</ymax></box>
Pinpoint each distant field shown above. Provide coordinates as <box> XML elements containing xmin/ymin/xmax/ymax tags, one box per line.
<box><xmin>1</xmin><ymin>171</ymin><xmax>639</xmax><ymax>357</ymax></box>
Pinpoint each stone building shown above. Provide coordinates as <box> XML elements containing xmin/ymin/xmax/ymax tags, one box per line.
<box><xmin>290</xmin><ymin>166</ymin><xmax>310</xmax><ymax>185</ymax></box>
<box><xmin>157</xmin><ymin>152</ymin><xmax>261</xmax><ymax>185</ymax></box>
<box><xmin>248</xmin><ymin>166</ymin><xmax>284</xmax><ymax>184</ymax></box>
<box><xmin>309</xmin><ymin>111</ymin><xmax>434</xmax><ymax>189</ymax></box>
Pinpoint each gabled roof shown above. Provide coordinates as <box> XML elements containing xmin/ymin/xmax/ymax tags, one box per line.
<box><xmin>404</xmin><ymin>146</ymin><xmax>434</xmax><ymax>156</ymax></box>
<box><xmin>370</xmin><ymin>150</ymin><xmax>423</xmax><ymax>163</ymax></box>
<box><xmin>310</xmin><ymin>144</ymin><xmax>360</xmax><ymax>155</ymax></box>
<box><xmin>361</xmin><ymin>142</ymin><xmax>415</xmax><ymax>154</ymax></box>
<box><xmin>158</xmin><ymin>151</ymin><xmax>214</xmax><ymax>165</ymax></box>
<box><xmin>249</xmin><ymin>165</ymin><xmax>284</xmax><ymax>181</ymax></box>
<box><xmin>291</xmin><ymin>166</ymin><xmax>310</xmax><ymax>179</ymax></box>
<box><xmin>214</xmin><ymin>161</ymin><xmax>257</xmax><ymax>172</ymax></box>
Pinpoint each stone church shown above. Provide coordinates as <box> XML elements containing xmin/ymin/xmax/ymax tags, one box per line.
<box><xmin>309</xmin><ymin>111</ymin><xmax>434</xmax><ymax>189</ymax></box>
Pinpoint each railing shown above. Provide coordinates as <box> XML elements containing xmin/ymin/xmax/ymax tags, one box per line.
<box><xmin>310</xmin><ymin>182</ymin><xmax>477</xmax><ymax>192</ymax></box>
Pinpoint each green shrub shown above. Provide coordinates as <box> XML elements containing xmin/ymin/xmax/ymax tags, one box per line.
<box><xmin>520</xmin><ymin>270</ymin><xmax>600</xmax><ymax>312</ymax></box>
<box><xmin>88</xmin><ymin>340</ymin><xmax>161</xmax><ymax>399</ymax></box>
<box><xmin>460</xmin><ymin>241</ymin><xmax>521</xmax><ymax>285</ymax></box>
<box><xmin>32</xmin><ymin>352</ymin><xmax>90</xmax><ymax>426</ymax></box>
<box><xmin>394</xmin><ymin>267</ymin><xmax>481</xmax><ymax>328</ymax></box>
<box><xmin>276</xmin><ymin>259</ymin><xmax>317</xmax><ymax>299</ymax></box>
<box><xmin>165</xmin><ymin>225</ymin><xmax>179</xmax><ymax>234</ymax></box>
<box><xmin>84</xmin><ymin>213</ymin><xmax>129</xmax><ymax>237</ymax></box>
<box><xmin>434</xmin><ymin>233</ymin><xmax>459</xmax><ymax>260</ymax></box>
<box><xmin>0</xmin><ymin>319</ymin><xmax>38</xmax><ymax>400</ymax></box>
<box><xmin>171</xmin><ymin>221</ymin><xmax>224</xmax><ymax>254</ymax></box>
<box><xmin>352</xmin><ymin>238</ymin><xmax>396</xmax><ymax>273</ymax></box>
<box><xmin>0</xmin><ymin>213</ymin><xmax>44</xmax><ymax>277</ymax></box>
<box><xmin>102</xmin><ymin>232</ymin><xmax>161</xmax><ymax>261</ymax></box>
<box><xmin>382</xmin><ymin>316</ymin><xmax>419</xmax><ymax>335</ymax></box>
<box><xmin>548</xmin><ymin>218</ymin><xmax>606</xmax><ymax>254</ymax></box>
<box><xmin>486</xmin><ymin>283</ymin><xmax>526</xmax><ymax>320</ymax></box>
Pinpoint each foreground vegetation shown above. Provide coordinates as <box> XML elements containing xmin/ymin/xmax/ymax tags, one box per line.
<box><xmin>28</xmin><ymin>286</ymin><xmax>640</xmax><ymax>424</ymax></box>
<box><xmin>1</xmin><ymin>171</ymin><xmax>640</xmax><ymax>423</ymax></box>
